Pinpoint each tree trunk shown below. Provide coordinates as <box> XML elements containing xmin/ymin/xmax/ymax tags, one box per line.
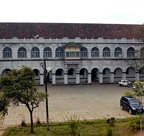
<box><xmin>30</xmin><ymin>110</ymin><xmax>34</xmax><ymax>133</ymax></box>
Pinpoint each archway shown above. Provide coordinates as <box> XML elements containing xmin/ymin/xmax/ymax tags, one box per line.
<box><xmin>126</xmin><ymin>67</ymin><xmax>135</xmax><ymax>81</ymax></box>
<box><xmin>80</xmin><ymin>68</ymin><xmax>88</xmax><ymax>84</ymax></box>
<box><xmin>139</xmin><ymin>67</ymin><xmax>144</xmax><ymax>81</ymax></box>
<box><xmin>33</xmin><ymin>69</ymin><xmax>40</xmax><ymax>84</ymax></box>
<box><xmin>68</xmin><ymin>68</ymin><xmax>76</xmax><ymax>84</ymax></box>
<box><xmin>55</xmin><ymin>68</ymin><xmax>64</xmax><ymax>84</ymax></box>
<box><xmin>2</xmin><ymin>69</ymin><xmax>12</xmax><ymax>75</ymax></box>
<box><xmin>114</xmin><ymin>68</ymin><xmax>122</xmax><ymax>82</ymax></box>
<box><xmin>103</xmin><ymin>68</ymin><xmax>110</xmax><ymax>83</ymax></box>
<box><xmin>91</xmin><ymin>68</ymin><xmax>99</xmax><ymax>82</ymax></box>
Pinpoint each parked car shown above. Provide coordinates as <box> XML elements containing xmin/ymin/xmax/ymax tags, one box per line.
<box><xmin>118</xmin><ymin>80</ymin><xmax>132</xmax><ymax>87</ymax></box>
<box><xmin>120</xmin><ymin>96</ymin><xmax>144</xmax><ymax>114</ymax></box>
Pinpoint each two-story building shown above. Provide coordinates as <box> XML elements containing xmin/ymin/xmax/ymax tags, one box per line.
<box><xmin>0</xmin><ymin>23</ymin><xmax>144</xmax><ymax>85</ymax></box>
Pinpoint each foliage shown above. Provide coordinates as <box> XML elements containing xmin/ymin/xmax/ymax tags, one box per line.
<box><xmin>0</xmin><ymin>66</ymin><xmax>45</xmax><ymax>133</ymax></box>
<box><xmin>3</xmin><ymin>117</ymin><xmax>143</xmax><ymax>136</ymax></box>
<box><xmin>0</xmin><ymin>92</ymin><xmax>9</xmax><ymax>116</ymax></box>
<box><xmin>67</xmin><ymin>115</ymin><xmax>81</xmax><ymax>136</ymax></box>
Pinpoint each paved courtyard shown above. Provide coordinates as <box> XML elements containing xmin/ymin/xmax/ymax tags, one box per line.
<box><xmin>3</xmin><ymin>84</ymin><xmax>132</xmax><ymax>126</ymax></box>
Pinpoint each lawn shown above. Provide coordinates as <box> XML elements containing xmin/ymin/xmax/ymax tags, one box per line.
<box><xmin>2</xmin><ymin>117</ymin><xmax>144</xmax><ymax>136</ymax></box>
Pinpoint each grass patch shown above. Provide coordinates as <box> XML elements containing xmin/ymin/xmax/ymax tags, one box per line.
<box><xmin>3</xmin><ymin>116</ymin><xmax>144</xmax><ymax>136</ymax></box>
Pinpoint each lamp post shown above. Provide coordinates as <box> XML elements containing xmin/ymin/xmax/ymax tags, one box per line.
<box><xmin>40</xmin><ymin>59</ymin><xmax>49</xmax><ymax>130</ymax></box>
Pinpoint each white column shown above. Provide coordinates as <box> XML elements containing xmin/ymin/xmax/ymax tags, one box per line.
<box><xmin>135</xmin><ymin>71</ymin><xmax>139</xmax><ymax>81</ymax></box>
<box><xmin>76</xmin><ymin>73</ymin><xmax>80</xmax><ymax>84</ymax></box>
<box><xmin>88</xmin><ymin>73</ymin><xmax>91</xmax><ymax>84</ymax></box>
<box><xmin>40</xmin><ymin>74</ymin><xmax>44</xmax><ymax>85</ymax></box>
<box><xmin>110</xmin><ymin>72</ymin><xmax>114</xmax><ymax>83</ymax></box>
<box><xmin>122</xmin><ymin>72</ymin><xmax>126</xmax><ymax>80</ymax></box>
<box><xmin>64</xmin><ymin>73</ymin><xmax>68</xmax><ymax>84</ymax></box>
<box><xmin>99</xmin><ymin>73</ymin><xmax>103</xmax><ymax>83</ymax></box>
<box><xmin>52</xmin><ymin>74</ymin><xmax>56</xmax><ymax>85</ymax></box>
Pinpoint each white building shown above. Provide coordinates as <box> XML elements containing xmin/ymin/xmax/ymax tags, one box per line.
<box><xmin>0</xmin><ymin>23</ymin><xmax>144</xmax><ymax>85</ymax></box>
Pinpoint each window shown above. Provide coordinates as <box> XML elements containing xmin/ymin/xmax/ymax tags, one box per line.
<box><xmin>114</xmin><ymin>47</ymin><xmax>122</xmax><ymax>57</ymax></box>
<box><xmin>43</xmin><ymin>47</ymin><xmax>52</xmax><ymax>58</ymax></box>
<box><xmin>31</xmin><ymin>47</ymin><xmax>40</xmax><ymax>58</ymax></box>
<box><xmin>65</xmin><ymin>52</ymin><xmax>80</xmax><ymax>57</ymax></box>
<box><xmin>56</xmin><ymin>47</ymin><xmax>64</xmax><ymax>58</ymax></box>
<box><xmin>103</xmin><ymin>47</ymin><xmax>110</xmax><ymax>57</ymax></box>
<box><xmin>91</xmin><ymin>47</ymin><xmax>99</xmax><ymax>57</ymax></box>
<box><xmin>80</xmin><ymin>47</ymin><xmax>88</xmax><ymax>58</ymax></box>
<box><xmin>18</xmin><ymin>47</ymin><xmax>27</xmax><ymax>58</ymax></box>
<box><xmin>3</xmin><ymin>47</ymin><xmax>12</xmax><ymax>58</ymax></box>
<box><xmin>127</xmin><ymin>47</ymin><xmax>135</xmax><ymax>58</ymax></box>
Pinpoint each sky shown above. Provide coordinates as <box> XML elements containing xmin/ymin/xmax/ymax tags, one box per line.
<box><xmin>0</xmin><ymin>0</ymin><xmax>144</xmax><ymax>24</ymax></box>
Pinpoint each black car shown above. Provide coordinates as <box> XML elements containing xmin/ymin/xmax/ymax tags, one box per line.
<box><xmin>120</xmin><ymin>96</ymin><xmax>144</xmax><ymax>115</ymax></box>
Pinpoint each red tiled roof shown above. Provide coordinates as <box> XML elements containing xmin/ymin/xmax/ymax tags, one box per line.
<box><xmin>0</xmin><ymin>23</ymin><xmax>143</xmax><ymax>39</ymax></box>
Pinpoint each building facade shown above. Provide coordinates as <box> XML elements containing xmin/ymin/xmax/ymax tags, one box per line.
<box><xmin>0</xmin><ymin>23</ymin><xmax>144</xmax><ymax>85</ymax></box>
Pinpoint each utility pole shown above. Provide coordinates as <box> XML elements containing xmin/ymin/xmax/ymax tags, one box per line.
<box><xmin>43</xmin><ymin>59</ymin><xmax>49</xmax><ymax>130</ymax></box>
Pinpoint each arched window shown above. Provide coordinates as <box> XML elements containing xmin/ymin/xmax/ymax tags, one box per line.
<box><xmin>18</xmin><ymin>47</ymin><xmax>27</xmax><ymax>58</ymax></box>
<box><xmin>31</xmin><ymin>47</ymin><xmax>40</xmax><ymax>58</ymax></box>
<box><xmin>114</xmin><ymin>47</ymin><xmax>122</xmax><ymax>57</ymax></box>
<box><xmin>43</xmin><ymin>47</ymin><xmax>52</xmax><ymax>58</ymax></box>
<box><xmin>55</xmin><ymin>47</ymin><xmax>64</xmax><ymax>58</ymax></box>
<box><xmin>3</xmin><ymin>47</ymin><xmax>12</xmax><ymax>58</ymax></box>
<box><xmin>103</xmin><ymin>47</ymin><xmax>110</xmax><ymax>57</ymax></box>
<box><xmin>127</xmin><ymin>47</ymin><xmax>135</xmax><ymax>58</ymax></box>
<box><xmin>91</xmin><ymin>47</ymin><xmax>99</xmax><ymax>57</ymax></box>
<box><xmin>80</xmin><ymin>47</ymin><xmax>88</xmax><ymax>58</ymax></box>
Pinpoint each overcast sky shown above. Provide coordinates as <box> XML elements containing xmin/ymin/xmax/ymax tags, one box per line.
<box><xmin>0</xmin><ymin>0</ymin><xmax>144</xmax><ymax>24</ymax></box>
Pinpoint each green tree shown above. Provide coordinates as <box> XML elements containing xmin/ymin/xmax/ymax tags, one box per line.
<box><xmin>0</xmin><ymin>66</ymin><xmax>45</xmax><ymax>133</ymax></box>
<box><xmin>0</xmin><ymin>92</ymin><xmax>9</xmax><ymax>116</ymax></box>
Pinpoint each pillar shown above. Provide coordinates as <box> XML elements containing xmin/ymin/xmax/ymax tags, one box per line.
<box><xmin>76</xmin><ymin>73</ymin><xmax>80</xmax><ymax>84</ymax></box>
<box><xmin>52</xmin><ymin>74</ymin><xmax>56</xmax><ymax>85</ymax></box>
<box><xmin>122</xmin><ymin>72</ymin><xmax>126</xmax><ymax>80</ymax></box>
<box><xmin>110</xmin><ymin>72</ymin><xmax>114</xmax><ymax>83</ymax></box>
<box><xmin>99</xmin><ymin>72</ymin><xmax>103</xmax><ymax>83</ymax></box>
<box><xmin>64</xmin><ymin>73</ymin><xmax>68</xmax><ymax>84</ymax></box>
<box><xmin>135</xmin><ymin>71</ymin><xmax>139</xmax><ymax>81</ymax></box>
<box><xmin>40</xmin><ymin>74</ymin><xmax>44</xmax><ymax>85</ymax></box>
<box><xmin>88</xmin><ymin>73</ymin><xmax>91</xmax><ymax>84</ymax></box>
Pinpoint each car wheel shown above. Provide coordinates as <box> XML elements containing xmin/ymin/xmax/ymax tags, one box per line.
<box><xmin>120</xmin><ymin>105</ymin><xmax>124</xmax><ymax>110</ymax></box>
<box><xmin>129</xmin><ymin>109</ymin><xmax>132</xmax><ymax>114</ymax></box>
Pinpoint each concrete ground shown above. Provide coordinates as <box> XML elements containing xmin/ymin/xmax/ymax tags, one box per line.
<box><xmin>3</xmin><ymin>84</ymin><xmax>132</xmax><ymax>126</ymax></box>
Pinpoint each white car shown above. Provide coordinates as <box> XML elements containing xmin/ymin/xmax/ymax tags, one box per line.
<box><xmin>118</xmin><ymin>80</ymin><xmax>132</xmax><ymax>87</ymax></box>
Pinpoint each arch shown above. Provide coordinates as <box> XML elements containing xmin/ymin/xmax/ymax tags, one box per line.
<box><xmin>103</xmin><ymin>68</ymin><xmax>110</xmax><ymax>83</ymax></box>
<box><xmin>91</xmin><ymin>47</ymin><xmax>99</xmax><ymax>57</ymax></box>
<box><xmin>91</xmin><ymin>68</ymin><xmax>99</xmax><ymax>82</ymax></box>
<box><xmin>43</xmin><ymin>47</ymin><xmax>52</xmax><ymax>58</ymax></box>
<box><xmin>127</xmin><ymin>47</ymin><xmax>135</xmax><ymax>58</ymax></box>
<box><xmin>114</xmin><ymin>68</ymin><xmax>122</xmax><ymax>82</ymax></box>
<box><xmin>103</xmin><ymin>47</ymin><xmax>110</xmax><ymax>57</ymax></box>
<box><xmin>139</xmin><ymin>67</ymin><xmax>144</xmax><ymax>81</ymax></box>
<box><xmin>68</xmin><ymin>68</ymin><xmax>76</xmax><ymax>84</ymax></box>
<box><xmin>68</xmin><ymin>68</ymin><xmax>75</xmax><ymax>75</ymax></box>
<box><xmin>126</xmin><ymin>67</ymin><xmax>135</xmax><ymax>81</ymax></box>
<box><xmin>3</xmin><ymin>47</ymin><xmax>12</xmax><ymax>58</ymax></box>
<box><xmin>18</xmin><ymin>47</ymin><xmax>27</xmax><ymax>58</ymax></box>
<box><xmin>2</xmin><ymin>69</ymin><xmax>12</xmax><ymax>75</ymax></box>
<box><xmin>114</xmin><ymin>47</ymin><xmax>122</xmax><ymax>57</ymax></box>
<box><xmin>80</xmin><ymin>47</ymin><xmax>88</xmax><ymax>58</ymax></box>
<box><xmin>31</xmin><ymin>47</ymin><xmax>40</xmax><ymax>58</ymax></box>
<box><xmin>140</xmin><ymin>47</ymin><xmax>144</xmax><ymax>58</ymax></box>
<box><xmin>80</xmin><ymin>68</ymin><xmax>88</xmax><ymax>83</ymax></box>
<box><xmin>33</xmin><ymin>69</ymin><xmax>40</xmax><ymax>84</ymax></box>
<box><xmin>55</xmin><ymin>68</ymin><xmax>64</xmax><ymax>84</ymax></box>
<box><xmin>55</xmin><ymin>47</ymin><xmax>64</xmax><ymax>58</ymax></box>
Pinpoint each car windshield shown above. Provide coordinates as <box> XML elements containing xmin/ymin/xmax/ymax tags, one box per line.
<box><xmin>129</xmin><ymin>98</ymin><xmax>140</xmax><ymax>107</ymax></box>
